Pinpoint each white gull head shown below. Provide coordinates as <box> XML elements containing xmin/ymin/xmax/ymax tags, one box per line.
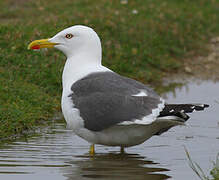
<box><xmin>50</xmin><ymin>25</ymin><xmax>102</xmax><ymax>62</ymax></box>
<box><xmin>47</xmin><ymin>25</ymin><xmax>110</xmax><ymax>90</ymax></box>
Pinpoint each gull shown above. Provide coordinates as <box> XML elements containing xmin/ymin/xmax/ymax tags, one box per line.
<box><xmin>28</xmin><ymin>25</ymin><xmax>209</xmax><ymax>154</ymax></box>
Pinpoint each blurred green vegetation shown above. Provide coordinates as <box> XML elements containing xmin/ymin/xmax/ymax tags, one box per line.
<box><xmin>0</xmin><ymin>0</ymin><xmax>219</xmax><ymax>139</ymax></box>
<box><xmin>186</xmin><ymin>148</ymin><xmax>219</xmax><ymax>180</ymax></box>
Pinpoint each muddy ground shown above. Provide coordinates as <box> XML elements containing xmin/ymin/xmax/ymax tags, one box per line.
<box><xmin>180</xmin><ymin>37</ymin><xmax>219</xmax><ymax>81</ymax></box>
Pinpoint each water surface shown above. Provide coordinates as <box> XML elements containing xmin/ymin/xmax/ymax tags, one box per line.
<box><xmin>0</xmin><ymin>80</ymin><xmax>218</xmax><ymax>180</ymax></box>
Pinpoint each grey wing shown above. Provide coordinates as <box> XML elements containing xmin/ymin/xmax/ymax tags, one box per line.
<box><xmin>70</xmin><ymin>72</ymin><xmax>164</xmax><ymax>131</ymax></box>
<box><xmin>70</xmin><ymin>92</ymin><xmax>163</xmax><ymax>131</ymax></box>
<box><xmin>71</xmin><ymin>71</ymin><xmax>160</xmax><ymax>98</ymax></box>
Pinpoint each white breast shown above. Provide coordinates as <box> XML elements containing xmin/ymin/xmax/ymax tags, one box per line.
<box><xmin>61</xmin><ymin>90</ymin><xmax>84</xmax><ymax>132</ymax></box>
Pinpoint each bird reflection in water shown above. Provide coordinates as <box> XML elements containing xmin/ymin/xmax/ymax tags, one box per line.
<box><xmin>63</xmin><ymin>152</ymin><xmax>170</xmax><ymax>180</ymax></box>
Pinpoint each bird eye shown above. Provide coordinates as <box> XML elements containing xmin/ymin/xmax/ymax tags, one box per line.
<box><xmin>65</xmin><ymin>33</ymin><xmax>73</xmax><ymax>39</ymax></box>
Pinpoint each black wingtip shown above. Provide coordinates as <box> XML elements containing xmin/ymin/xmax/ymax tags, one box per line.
<box><xmin>192</xmin><ymin>103</ymin><xmax>209</xmax><ymax>110</ymax></box>
<box><xmin>203</xmin><ymin>104</ymin><xmax>209</xmax><ymax>108</ymax></box>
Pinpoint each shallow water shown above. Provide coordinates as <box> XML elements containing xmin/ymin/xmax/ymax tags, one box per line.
<box><xmin>0</xmin><ymin>80</ymin><xmax>219</xmax><ymax>180</ymax></box>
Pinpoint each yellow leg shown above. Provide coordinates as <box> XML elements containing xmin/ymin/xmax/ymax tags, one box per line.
<box><xmin>89</xmin><ymin>144</ymin><xmax>95</xmax><ymax>155</ymax></box>
<box><xmin>120</xmin><ymin>146</ymin><xmax>125</xmax><ymax>154</ymax></box>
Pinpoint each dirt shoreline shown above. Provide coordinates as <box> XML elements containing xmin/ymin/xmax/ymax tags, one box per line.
<box><xmin>174</xmin><ymin>37</ymin><xmax>219</xmax><ymax>81</ymax></box>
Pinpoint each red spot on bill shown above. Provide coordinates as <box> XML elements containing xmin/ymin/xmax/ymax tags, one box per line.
<box><xmin>32</xmin><ymin>45</ymin><xmax>40</xmax><ymax>50</ymax></box>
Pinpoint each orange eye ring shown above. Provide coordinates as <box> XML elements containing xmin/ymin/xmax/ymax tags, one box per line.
<box><xmin>65</xmin><ymin>34</ymin><xmax>73</xmax><ymax>39</ymax></box>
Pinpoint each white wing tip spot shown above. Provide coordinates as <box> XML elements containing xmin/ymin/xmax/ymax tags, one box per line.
<box><xmin>132</xmin><ymin>90</ymin><xmax>147</xmax><ymax>97</ymax></box>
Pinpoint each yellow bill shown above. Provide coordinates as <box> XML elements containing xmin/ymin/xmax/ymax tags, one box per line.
<box><xmin>28</xmin><ymin>39</ymin><xmax>59</xmax><ymax>50</ymax></box>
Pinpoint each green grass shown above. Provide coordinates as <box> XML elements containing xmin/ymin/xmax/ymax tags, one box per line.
<box><xmin>211</xmin><ymin>155</ymin><xmax>219</xmax><ymax>180</ymax></box>
<box><xmin>185</xmin><ymin>148</ymin><xmax>219</xmax><ymax>180</ymax></box>
<box><xmin>0</xmin><ymin>0</ymin><xmax>219</xmax><ymax>139</ymax></box>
